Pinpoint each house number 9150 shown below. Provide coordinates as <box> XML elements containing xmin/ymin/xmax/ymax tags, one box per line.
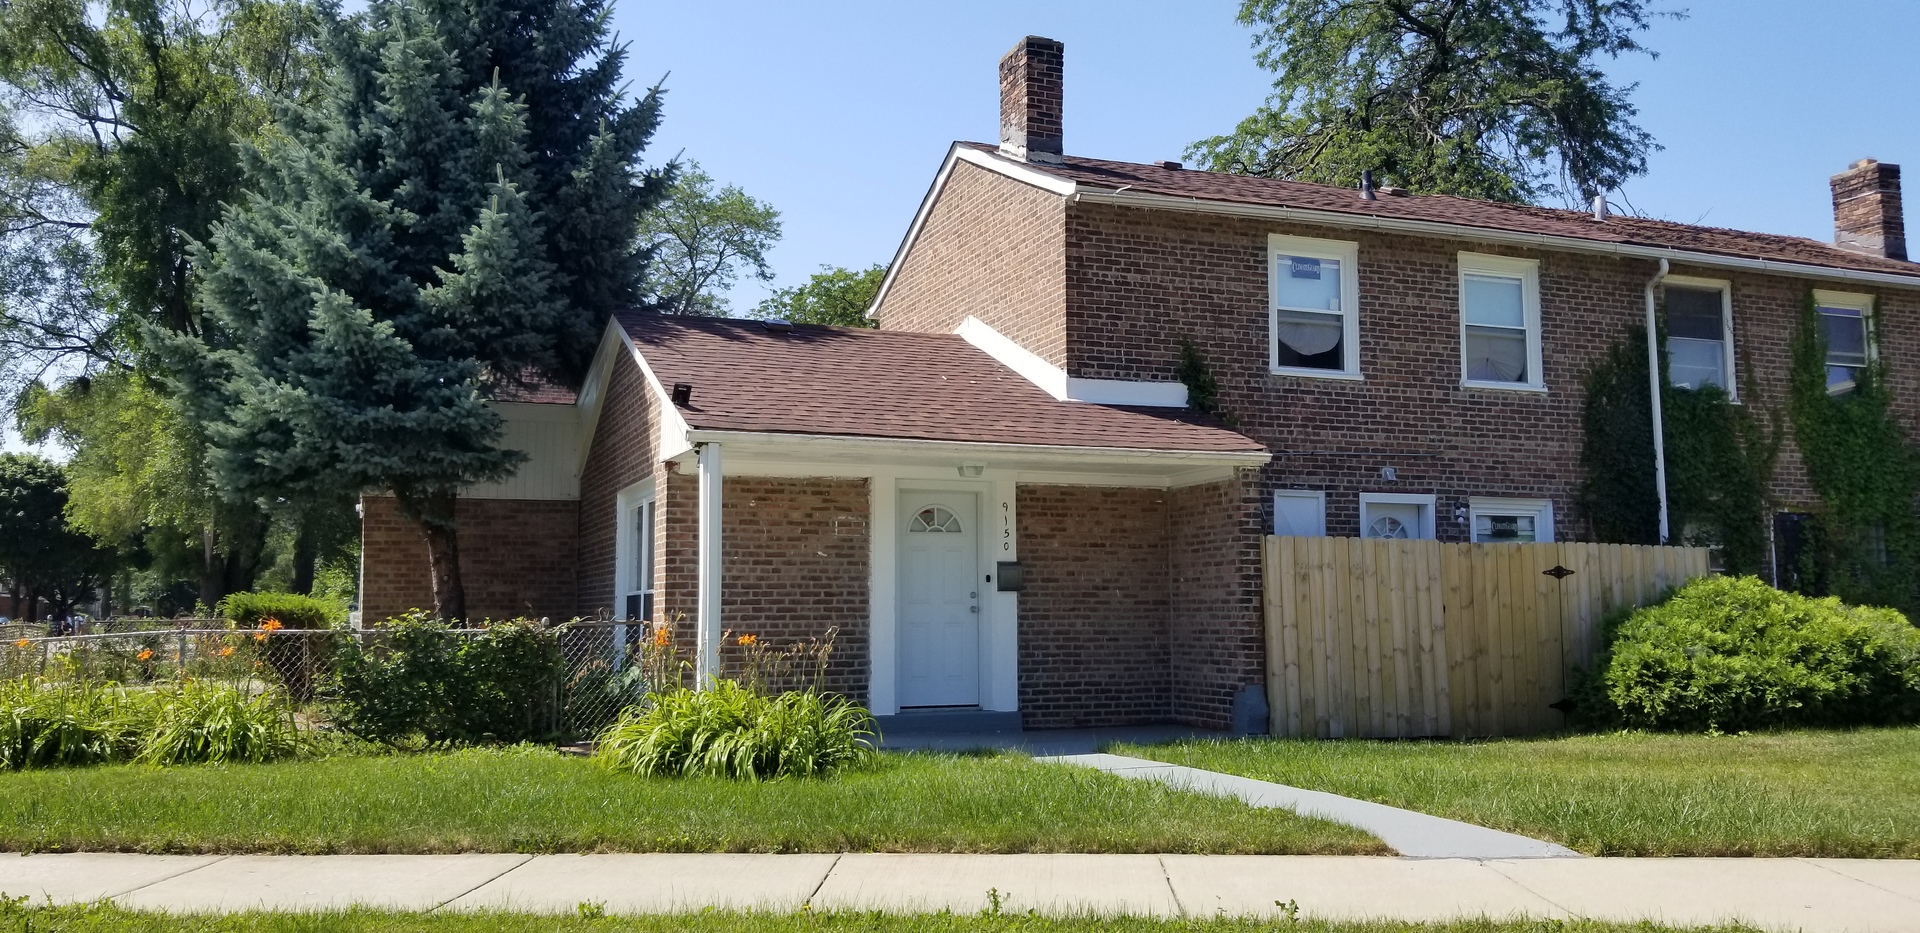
<box><xmin>1002</xmin><ymin>501</ymin><xmax>1011</xmax><ymax>551</ymax></box>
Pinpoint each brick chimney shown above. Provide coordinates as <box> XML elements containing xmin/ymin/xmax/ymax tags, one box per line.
<box><xmin>1831</xmin><ymin>159</ymin><xmax>1907</xmax><ymax>261</ymax></box>
<box><xmin>998</xmin><ymin>36</ymin><xmax>1064</xmax><ymax>164</ymax></box>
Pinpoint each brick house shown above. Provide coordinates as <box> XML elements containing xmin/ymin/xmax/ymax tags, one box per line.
<box><xmin>361</xmin><ymin>36</ymin><xmax>1920</xmax><ymax>732</ymax></box>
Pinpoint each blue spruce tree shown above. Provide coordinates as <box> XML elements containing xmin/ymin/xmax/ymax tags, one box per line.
<box><xmin>169</xmin><ymin>0</ymin><xmax>667</xmax><ymax>619</ymax></box>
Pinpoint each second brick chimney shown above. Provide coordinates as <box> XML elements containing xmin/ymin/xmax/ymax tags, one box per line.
<box><xmin>1831</xmin><ymin>159</ymin><xmax>1907</xmax><ymax>261</ymax></box>
<box><xmin>999</xmin><ymin>36</ymin><xmax>1064</xmax><ymax>164</ymax></box>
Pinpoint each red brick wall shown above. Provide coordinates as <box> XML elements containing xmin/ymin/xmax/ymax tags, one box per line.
<box><xmin>359</xmin><ymin>495</ymin><xmax>578</xmax><ymax>623</ymax></box>
<box><xmin>1015</xmin><ymin>484</ymin><xmax>1171</xmax><ymax>728</ymax></box>
<box><xmin>576</xmin><ymin>353</ymin><xmax>663</xmax><ymax>618</ymax></box>
<box><xmin>717</xmin><ymin>477</ymin><xmax>871</xmax><ymax>700</ymax></box>
<box><xmin>1169</xmin><ymin>472</ymin><xmax>1266</xmax><ymax>729</ymax></box>
<box><xmin>874</xmin><ymin>161</ymin><xmax>1068</xmax><ymax>365</ymax></box>
<box><xmin>1059</xmin><ymin>202</ymin><xmax>1920</xmax><ymax>543</ymax></box>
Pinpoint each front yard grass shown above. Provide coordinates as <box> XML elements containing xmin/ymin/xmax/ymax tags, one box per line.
<box><xmin>0</xmin><ymin>906</ymin><xmax>1757</xmax><ymax>933</ymax></box>
<box><xmin>0</xmin><ymin>746</ymin><xmax>1383</xmax><ymax>855</ymax></box>
<box><xmin>1117</xmin><ymin>726</ymin><xmax>1920</xmax><ymax>857</ymax></box>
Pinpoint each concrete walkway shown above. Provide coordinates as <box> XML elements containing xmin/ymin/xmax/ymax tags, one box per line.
<box><xmin>1039</xmin><ymin>753</ymin><xmax>1580</xmax><ymax>859</ymax></box>
<box><xmin>4</xmin><ymin>853</ymin><xmax>1919</xmax><ymax>930</ymax></box>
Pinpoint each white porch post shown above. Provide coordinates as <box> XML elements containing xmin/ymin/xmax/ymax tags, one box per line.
<box><xmin>696</xmin><ymin>442</ymin><xmax>724</xmax><ymax>687</ymax></box>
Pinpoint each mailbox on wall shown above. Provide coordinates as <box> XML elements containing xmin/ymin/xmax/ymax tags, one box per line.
<box><xmin>995</xmin><ymin>561</ymin><xmax>1024</xmax><ymax>592</ymax></box>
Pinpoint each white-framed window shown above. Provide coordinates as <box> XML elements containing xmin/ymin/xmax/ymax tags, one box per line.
<box><xmin>1663</xmin><ymin>276</ymin><xmax>1736</xmax><ymax>398</ymax></box>
<box><xmin>1814</xmin><ymin>289</ymin><xmax>1874</xmax><ymax>394</ymax></box>
<box><xmin>1359</xmin><ymin>493</ymin><xmax>1436</xmax><ymax>540</ymax></box>
<box><xmin>1468</xmin><ymin>497</ymin><xmax>1555</xmax><ymax>544</ymax></box>
<box><xmin>614</xmin><ymin>481</ymin><xmax>657</xmax><ymax>622</ymax></box>
<box><xmin>1273</xmin><ymin>490</ymin><xmax>1327</xmax><ymax>537</ymax></box>
<box><xmin>1458</xmin><ymin>252</ymin><xmax>1544</xmax><ymax>391</ymax></box>
<box><xmin>1269</xmin><ymin>234</ymin><xmax>1362</xmax><ymax>379</ymax></box>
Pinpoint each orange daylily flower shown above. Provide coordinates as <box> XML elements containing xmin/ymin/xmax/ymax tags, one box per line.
<box><xmin>137</xmin><ymin>649</ymin><xmax>154</xmax><ymax>662</ymax></box>
<box><xmin>12</xmin><ymin>638</ymin><xmax>27</xmax><ymax>649</ymax></box>
<box><xmin>217</xmin><ymin>646</ymin><xmax>236</xmax><ymax>658</ymax></box>
<box><xmin>652</xmin><ymin>626</ymin><xmax>671</xmax><ymax>647</ymax></box>
<box><xmin>736</xmin><ymin>633</ymin><xmax>757</xmax><ymax>647</ymax></box>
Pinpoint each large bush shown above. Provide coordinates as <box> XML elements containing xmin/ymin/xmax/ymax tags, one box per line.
<box><xmin>327</xmin><ymin>613</ymin><xmax>566</xmax><ymax>746</ymax></box>
<box><xmin>218</xmin><ymin>591</ymin><xmax>341</xmax><ymax>629</ymax></box>
<box><xmin>596</xmin><ymin>680</ymin><xmax>876</xmax><ymax>780</ymax></box>
<box><xmin>1580</xmin><ymin>576</ymin><xmax>1920</xmax><ymax>731</ymax></box>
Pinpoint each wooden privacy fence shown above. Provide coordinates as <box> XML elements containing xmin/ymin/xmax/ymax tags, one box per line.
<box><xmin>1262</xmin><ymin>537</ymin><xmax>1714</xmax><ymax>739</ymax></box>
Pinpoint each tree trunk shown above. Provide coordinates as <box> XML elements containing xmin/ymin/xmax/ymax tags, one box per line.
<box><xmin>290</xmin><ymin>514</ymin><xmax>320</xmax><ymax>595</ymax></box>
<box><xmin>199</xmin><ymin>523</ymin><xmax>222</xmax><ymax>612</ymax></box>
<box><xmin>395</xmin><ymin>486</ymin><xmax>465</xmax><ymax>622</ymax></box>
<box><xmin>23</xmin><ymin>586</ymin><xmax>40</xmax><ymax>626</ymax></box>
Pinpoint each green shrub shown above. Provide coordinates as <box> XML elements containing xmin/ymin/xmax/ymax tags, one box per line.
<box><xmin>596</xmin><ymin>680</ymin><xmax>876</xmax><ymax>780</ymax></box>
<box><xmin>0</xmin><ymin>678</ymin><xmax>144</xmax><ymax>769</ymax></box>
<box><xmin>219</xmin><ymin>591</ymin><xmax>344</xmax><ymax>701</ymax></box>
<box><xmin>327</xmin><ymin>612</ymin><xmax>566</xmax><ymax>746</ymax></box>
<box><xmin>218</xmin><ymin>591</ymin><xmax>341</xmax><ymax>629</ymax></box>
<box><xmin>1580</xmin><ymin>575</ymin><xmax>1920</xmax><ymax>731</ymax></box>
<box><xmin>138</xmin><ymin>680</ymin><xmax>301</xmax><ymax>765</ymax></box>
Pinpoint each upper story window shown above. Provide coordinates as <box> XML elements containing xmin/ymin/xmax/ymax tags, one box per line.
<box><xmin>1269</xmin><ymin>234</ymin><xmax>1361</xmax><ymax>379</ymax></box>
<box><xmin>1663</xmin><ymin>277</ymin><xmax>1736</xmax><ymax>398</ymax></box>
<box><xmin>1814</xmin><ymin>290</ymin><xmax>1874</xmax><ymax>394</ymax></box>
<box><xmin>1458</xmin><ymin>253</ymin><xmax>1543</xmax><ymax>391</ymax></box>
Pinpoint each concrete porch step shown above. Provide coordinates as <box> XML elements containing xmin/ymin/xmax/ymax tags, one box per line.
<box><xmin>873</xmin><ymin>709</ymin><xmax>1022</xmax><ymax>736</ymax></box>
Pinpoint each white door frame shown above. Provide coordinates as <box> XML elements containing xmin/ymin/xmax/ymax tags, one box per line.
<box><xmin>1358</xmin><ymin>492</ymin><xmax>1438</xmax><ymax>539</ymax></box>
<box><xmin>894</xmin><ymin>489</ymin><xmax>983</xmax><ymax>708</ymax></box>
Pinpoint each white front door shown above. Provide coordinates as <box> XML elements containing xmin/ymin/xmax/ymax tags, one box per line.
<box><xmin>897</xmin><ymin>492</ymin><xmax>980</xmax><ymax>708</ymax></box>
<box><xmin>1360</xmin><ymin>496</ymin><xmax>1435</xmax><ymax>540</ymax></box>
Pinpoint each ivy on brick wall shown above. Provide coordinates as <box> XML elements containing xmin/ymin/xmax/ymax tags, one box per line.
<box><xmin>1577</xmin><ymin>324</ymin><xmax>1776</xmax><ymax>574</ymax></box>
<box><xmin>1177</xmin><ymin>337</ymin><xmax>1235</xmax><ymax>426</ymax></box>
<box><xmin>1787</xmin><ymin>293</ymin><xmax>1920</xmax><ymax>613</ymax></box>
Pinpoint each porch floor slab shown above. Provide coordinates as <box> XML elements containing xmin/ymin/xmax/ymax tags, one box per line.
<box><xmin>1036</xmin><ymin>753</ymin><xmax>1580</xmax><ymax>860</ymax></box>
<box><xmin>877</xmin><ymin>724</ymin><xmax>1220</xmax><ymax>754</ymax></box>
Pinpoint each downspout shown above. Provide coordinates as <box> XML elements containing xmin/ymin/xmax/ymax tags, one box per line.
<box><xmin>695</xmin><ymin>442</ymin><xmax>724</xmax><ymax>687</ymax></box>
<box><xmin>1644</xmin><ymin>258</ymin><xmax>1671</xmax><ymax>543</ymax></box>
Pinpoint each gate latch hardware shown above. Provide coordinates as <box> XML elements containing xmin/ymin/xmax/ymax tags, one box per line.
<box><xmin>1542</xmin><ymin>565</ymin><xmax>1576</xmax><ymax>579</ymax></box>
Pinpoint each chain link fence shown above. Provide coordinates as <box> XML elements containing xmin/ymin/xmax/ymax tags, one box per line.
<box><xmin>1</xmin><ymin>620</ymin><xmax>657</xmax><ymax>741</ymax></box>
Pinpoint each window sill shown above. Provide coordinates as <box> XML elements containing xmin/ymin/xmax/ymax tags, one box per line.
<box><xmin>1271</xmin><ymin>367</ymin><xmax>1364</xmax><ymax>382</ymax></box>
<box><xmin>1461</xmin><ymin>380</ymin><xmax>1548</xmax><ymax>395</ymax></box>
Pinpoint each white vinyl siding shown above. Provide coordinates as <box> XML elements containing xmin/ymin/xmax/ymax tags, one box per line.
<box><xmin>1269</xmin><ymin>235</ymin><xmax>1362</xmax><ymax>379</ymax></box>
<box><xmin>1458</xmin><ymin>253</ymin><xmax>1544</xmax><ymax>391</ymax></box>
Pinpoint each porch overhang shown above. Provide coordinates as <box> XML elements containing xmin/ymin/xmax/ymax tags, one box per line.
<box><xmin>673</xmin><ymin>428</ymin><xmax>1270</xmax><ymax>488</ymax></box>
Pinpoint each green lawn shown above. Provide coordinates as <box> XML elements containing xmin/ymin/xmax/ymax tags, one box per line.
<box><xmin>0</xmin><ymin>905</ymin><xmax>1759</xmax><ymax>933</ymax></box>
<box><xmin>1116</xmin><ymin>726</ymin><xmax>1920</xmax><ymax>857</ymax></box>
<box><xmin>0</xmin><ymin>746</ymin><xmax>1382</xmax><ymax>855</ymax></box>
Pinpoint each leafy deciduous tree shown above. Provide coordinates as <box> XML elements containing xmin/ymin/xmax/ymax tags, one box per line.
<box><xmin>0</xmin><ymin>453</ymin><xmax>115</xmax><ymax>623</ymax></box>
<box><xmin>751</xmin><ymin>264</ymin><xmax>883</xmax><ymax>327</ymax></box>
<box><xmin>640</xmin><ymin>161</ymin><xmax>780</xmax><ymax>315</ymax></box>
<box><xmin>1191</xmin><ymin>0</ymin><xmax>1671</xmax><ymax>204</ymax></box>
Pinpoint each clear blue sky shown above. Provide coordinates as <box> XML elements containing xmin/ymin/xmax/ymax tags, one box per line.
<box><xmin>6</xmin><ymin>0</ymin><xmax>1917</xmax><ymax>454</ymax></box>
<box><xmin>618</xmin><ymin>0</ymin><xmax>1920</xmax><ymax>311</ymax></box>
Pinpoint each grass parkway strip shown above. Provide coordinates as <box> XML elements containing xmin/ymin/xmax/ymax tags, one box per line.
<box><xmin>0</xmin><ymin>747</ymin><xmax>1383</xmax><ymax>855</ymax></box>
<box><xmin>1117</xmin><ymin>726</ymin><xmax>1920</xmax><ymax>858</ymax></box>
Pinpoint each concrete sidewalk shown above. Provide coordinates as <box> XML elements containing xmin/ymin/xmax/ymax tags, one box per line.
<box><xmin>4</xmin><ymin>853</ymin><xmax>1919</xmax><ymax>930</ymax></box>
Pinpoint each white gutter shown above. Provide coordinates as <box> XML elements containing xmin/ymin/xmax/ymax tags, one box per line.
<box><xmin>1646</xmin><ymin>259</ymin><xmax>1672</xmax><ymax>544</ymax></box>
<box><xmin>681</xmin><ymin>428</ymin><xmax>1270</xmax><ymax>469</ymax></box>
<box><xmin>1067</xmin><ymin>187</ymin><xmax>1920</xmax><ymax>290</ymax></box>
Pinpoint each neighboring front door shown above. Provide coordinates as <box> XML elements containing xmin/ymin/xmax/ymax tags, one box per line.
<box><xmin>897</xmin><ymin>492</ymin><xmax>980</xmax><ymax>708</ymax></box>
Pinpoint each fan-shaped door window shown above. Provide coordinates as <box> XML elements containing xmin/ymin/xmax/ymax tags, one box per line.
<box><xmin>908</xmin><ymin>505</ymin><xmax>963</xmax><ymax>533</ymax></box>
<box><xmin>1367</xmin><ymin>516</ymin><xmax>1411</xmax><ymax>539</ymax></box>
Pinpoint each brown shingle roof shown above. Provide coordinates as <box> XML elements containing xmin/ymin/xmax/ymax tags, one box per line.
<box><xmin>960</xmin><ymin>143</ymin><xmax>1920</xmax><ymax>281</ymax></box>
<box><xmin>616</xmin><ymin>313</ymin><xmax>1264</xmax><ymax>454</ymax></box>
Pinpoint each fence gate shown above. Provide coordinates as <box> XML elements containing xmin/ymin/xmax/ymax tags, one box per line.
<box><xmin>1262</xmin><ymin>538</ymin><xmax>1713</xmax><ymax>739</ymax></box>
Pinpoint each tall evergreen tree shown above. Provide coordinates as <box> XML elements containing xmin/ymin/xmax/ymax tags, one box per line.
<box><xmin>167</xmin><ymin>0</ymin><xmax>668</xmax><ymax>619</ymax></box>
